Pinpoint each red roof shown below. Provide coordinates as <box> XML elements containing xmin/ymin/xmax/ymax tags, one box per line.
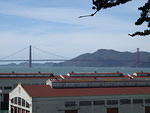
<box><xmin>0</xmin><ymin>73</ymin><xmax>56</xmax><ymax>79</ymax></box>
<box><xmin>22</xmin><ymin>85</ymin><xmax>150</xmax><ymax>97</ymax></box>
<box><xmin>68</xmin><ymin>72</ymin><xmax>123</xmax><ymax>75</ymax></box>
<box><xmin>0</xmin><ymin>72</ymin><xmax>53</xmax><ymax>75</ymax></box>
<box><xmin>0</xmin><ymin>76</ymin><xmax>61</xmax><ymax>80</ymax></box>
<box><xmin>0</xmin><ymin>76</ymin><xmax>54</xmax><ymax>79</ymax></box>
<box><xmin>62</xmin><ymin>75</ymin><xmax>128</xmax><ymax>79</ymax></box>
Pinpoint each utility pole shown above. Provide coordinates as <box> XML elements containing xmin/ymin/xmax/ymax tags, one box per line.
<box><xmin>136</xmin><ymin>48</ymin><xmax>140</xmax><ymax>67</ymax></box>
<box><xmin>29</xmin><ymin>45</ymin><xmax>32</xmax><ymax>68</ymax></box>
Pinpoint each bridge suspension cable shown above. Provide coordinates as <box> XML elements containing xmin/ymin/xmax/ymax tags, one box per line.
<box><xmin>0</xmin><ymin>45</ymin><xmax>70</xmax><ymax>64</ymax></box>
<box><xmin>0</xmin><ymin>46</ymin><xmax>29</xmax><ymax>60</ymax></box>
<box><xmin>32</xmin><ymin>46</ymin><xmax>69</xmax><ymax>59</ymax></box>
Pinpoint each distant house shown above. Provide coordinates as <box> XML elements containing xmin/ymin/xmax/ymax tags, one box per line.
<box><xmin>9</xmin><ymin>83</ymin><xmax>150</xmax><ymax>113</ymax></box>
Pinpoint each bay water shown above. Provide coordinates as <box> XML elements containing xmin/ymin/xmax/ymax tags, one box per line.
<box><xmin>0</xmin><ymin>66</ymin><xmax>150</xmax><ymax>75</ymax></box>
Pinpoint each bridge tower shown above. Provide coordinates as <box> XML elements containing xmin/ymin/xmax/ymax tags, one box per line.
<box><xmin>29</xmin><ymin>45</ymin><xmax>32</xmax><ymax>68</ymax></box>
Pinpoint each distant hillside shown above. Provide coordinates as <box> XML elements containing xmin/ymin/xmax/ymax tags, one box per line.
<box><xmin>54</xmin><ymin>49</ymin><xmax>150</xmax><ymax>67</ymax></box>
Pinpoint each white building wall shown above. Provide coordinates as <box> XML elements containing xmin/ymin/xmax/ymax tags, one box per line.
<box><xmin>9</xmin><ymin>84</ymin><xmax>32</xmax><ymax>113</ymax></box>
<box><xmin>0</xmin><ymin>78</ymin><xmax>48</xmax><ymax>110</ymax></box>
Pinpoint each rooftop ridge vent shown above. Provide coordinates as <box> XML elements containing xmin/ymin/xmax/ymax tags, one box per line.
<box><xmin>48</xmin><ymin>79</ymin><xmax>150</xmax><ymax>88</ymax></box>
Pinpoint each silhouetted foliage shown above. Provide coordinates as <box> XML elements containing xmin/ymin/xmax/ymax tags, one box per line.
<box><xmin>92</xmin><ymin>0</ymin><xmax>132</xmax><ymax>11</ymax></box>
<box><xmin>129</xmin><ymin>30</ymin><xmax>150</xmax><ymax>37</ymax></box>
<box><xmin>80</xmin><ymin>0</ymin><xmax>150</xmax><ymax>37</ymax></box>
<box><xmin>129</xmin><ymin>0</ymin><xmax>150</xmax><ymax>37</ymax></box>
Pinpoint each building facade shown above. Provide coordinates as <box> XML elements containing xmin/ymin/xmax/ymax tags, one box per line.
<box><xmin>0</xmin><ymin>72</ymin><xmax>55</xmax><ymax>110</ymax></box>
<box><xmin>8</xmin><ymin>72</ymin><xmax>150</xmax><ymax>113</ymax></box>
<box><xmin>9</xmin><ymin>84</ymin><xmax>150</xmax><ymax>113</ymax></box>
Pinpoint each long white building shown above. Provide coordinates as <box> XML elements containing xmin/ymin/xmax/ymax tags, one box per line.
<box><xmin>9</xmin><ymin>83</ymin><xmax>150</xmax><ymax>113</ymax></box>
<box><xmin>8</xmin><ymin>72</ymin><xmax>150</xmax><ymax>113</ymax></box>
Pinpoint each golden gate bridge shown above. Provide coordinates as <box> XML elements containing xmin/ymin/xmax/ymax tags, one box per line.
<box><xmin>0</xmin><ymin>45</ymin><xmax>141</xmax><ymax>68</ymax></box>
<box><xmin>0</xmin><ymin>45</ymin><xmax>69</xmax><ymax>68</ymax></box>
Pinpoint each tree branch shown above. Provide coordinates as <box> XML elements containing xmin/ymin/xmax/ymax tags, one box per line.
<box><xmin>129</xmin><ymin>29</ymin><xmax>150</xmax><ymax>37</ymax></box>
<box><xmin>78</xmin><ymin>11</ymin><xmax>98</xmax><ymax>18</ymax></box>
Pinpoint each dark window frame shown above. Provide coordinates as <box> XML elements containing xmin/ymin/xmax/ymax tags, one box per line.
<box><xmin>4</xmin><ymin>86</ymin><xmax>12</xmax><ymax>90</ymax></box>
<box><xmin>107</xmin><ymin>100</ymin><xmax>118</xmax><ymax>105</ymax></box>
<box><xmin>65</xmin><ymin>110</ymin><xmax>78</xmax><ymax>113</ymax></box>
<box><xmin>145</xmin><ymin>99</ymin><xmax>150</xmax><ymax>104</ymax></box>
<box><xmin>22</xmin><ymin>99</ymin><xmax>26</xmax><ymax>107</ymax></box>
<box><xmin>79</xmin><ymin>101</ymin><xmax>91</xmax><ymax>106</ymax></box>
<box><xmin>26</xmin><ymin>102</ymin><xmax>30</xmax><ymax>108</ymax></box>
<box><xmin>11</xmin><ymin>98</ymin><xmax>14</xmax><ymax>103</ymax></box>
<box><xmin>14</xmin><ymin>97</ymin><xmax>17</xmax><ymax>104</ymax></box>
<box><xmin>120</xmin><ymin>99</ymin><xmax>131</xmax><ymax>105</ymax></box>
<box><xmin>65</xmin><ymin>101</ymin><xmax>77</xmax><ymax>107</ymax></box>
<box><xmin>133</xmin><ymin>99</ymin><xmax>143</xmax><ymax>104</ymax></box>
<box><xmin>94</xmin><ymin>100</ymin><xmax>105</xmax><ymax>105</ymax></box>
<box><xmin>18</xmin><ymin>97</ymin><xmax>21</xmax><ymax>105</ymax></box>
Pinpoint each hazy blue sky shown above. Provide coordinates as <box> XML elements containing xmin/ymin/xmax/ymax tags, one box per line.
<box><xmin>0</xmin><ymin>0</ymin><xmax>149</xmax><ymax>60</ymax></box>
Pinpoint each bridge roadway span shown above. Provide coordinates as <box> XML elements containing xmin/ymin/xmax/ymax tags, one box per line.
<box><xmin>0</xmin><ymin>59</ymin><xmax>68</xmax><ymax>62</ymax></box>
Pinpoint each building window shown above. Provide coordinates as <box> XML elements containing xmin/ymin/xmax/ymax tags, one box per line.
<box><xmin>4</xmin><ymin>93</ymin><xmax>9</xmax><ymax>102</ymax></box>
<box><xmin>18</xmin><ymin>97</ymin><xmax>21</xmax><ymax>105</ymax></box>
<box><xmin>11</xmin><ymin>97</ymin><xmax>29</xmax><ymax>108</ymax></box>
<box><xmin>107</xmin><ymin>100</ymin><xmax>118</xmax><ymax>105</ymax></box>
<box><xmin>145</xmin><ymin>106</ymin><xmax>150</xmax><ymax>113</ymax></box>
<box><xmin>4</xmin><ymin>86</ymin><xmax>12</xmax><ymax>90</ymax></box>
<box><xmin>79</xmin><ymin>101</ymin><xmax>91</xmax><ymax>106</ymax></box>
<box><xmin>145</xmin><ymin>99</ymin><xmax>150</xmax><ymax>104</ymax></box>
<box><xmin>26</xmin><ymin>111</ymin><xmax>30</xmax><ymax>113</ymax></box>
<box><xmin>11</xmin><ymin>98</ymin><xmax>14</xmax><ymax>104</ymax></box>
<box><xmin>14</xmin><ymin>97</ymin><xmax>17</xmax><ymax>104</ymax></box>
<box><xmin>65</xmin><ymin>110</ymin><xmax>78</xmax><ymax>113</ymax></box>
<box><xmin>26</xmin><ymin>102</ymin><xmax>30</xmax><ymax>108</ymax></box>
<box><xmin>120</xmin><ymin>99</ymin><xmax>131</xmax><ymax>105</ymax></box>
<box><xmin>133</xmin><ymin>99</ymin><xmax>143</xmax><ymax>104</ymax></box>
<box><xmin>107</xmin><ymin>108</ymin><xmax>118</xmax><ymax>113</ymax></box>
<box><xmin>22</xmin><ymin>99</ymin><xmax>25</xmax><ymax>107</ymax></box>
<box><xmin>94</xmin><ymin>100</ymin><xmax>105</xmax><ymax>105</ymax></box>
<box><xmin>65</xmin><ymin>101</ymin><xmax>76</xmax><ymax>107</ymax></box>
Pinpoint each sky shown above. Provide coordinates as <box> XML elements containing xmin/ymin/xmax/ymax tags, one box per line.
<box><xmin>0</xmin><ymin>0</ymin><xmax>149</xmax><ymax>60</ymax></box>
